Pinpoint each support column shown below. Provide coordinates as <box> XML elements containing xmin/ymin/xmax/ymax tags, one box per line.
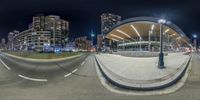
<box><xmin>139</xmin><ymin>38</ymin><xmax>142</xmax><ymax>51</ymax></box>
<box><xmin>148</xmin><ymin>30</ymin><xmax>151</xmax><ymax>52</ymax></box>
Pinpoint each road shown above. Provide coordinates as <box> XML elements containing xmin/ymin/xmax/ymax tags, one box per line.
<box><xmin>0</xmin><ymin>53</ymin><xmax>200</xmax><ymax>100</ymax></box>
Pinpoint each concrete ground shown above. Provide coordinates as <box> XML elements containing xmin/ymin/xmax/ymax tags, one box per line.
<box><xmin>96</xmin><ymin>52</ymin><xmax>190</xmax><ymax>81</ymax></box>
<box><xmin>0</xmin><ymin>52</ymin><xmax>200</xmax><ymax>100</ymax></box>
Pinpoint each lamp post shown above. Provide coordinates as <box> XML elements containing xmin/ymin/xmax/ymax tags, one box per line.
<box><xmin>158</xmin><ymin>19</ymin><xmax>166</xmax><ymax>69</ymax></box>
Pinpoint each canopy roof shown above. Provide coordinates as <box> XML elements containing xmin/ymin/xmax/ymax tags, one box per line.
<box><xmin>106</xmin><ymin>17</ymin><xmax>190</xmax><ymax>45</ymax></box>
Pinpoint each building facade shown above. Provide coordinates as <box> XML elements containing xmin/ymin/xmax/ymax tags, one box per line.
<box><xmin>101</xmin><ymin>13</ymin><xmax>121</xmax><ymax>35</ymax></box>
<box><xmin>1</xmin><ymin>38</ymin><xmax>6</xmax><ymax>44</ymax></box>
<box><xmin>97</xmin><ymin>34</ymin><xmax>104</xmax><ymax>51</ymax></box>
<box><xmin>0</xmin><ymin>38</ymin><xmax>6</xmax><ymax>50</ymax></box>
<box><xmin>33</xmin><ymin>15</ymin><xmax>69</xmax><ymax>47</ymax></box>
<box><xmin>7</xmin><ymin>30</ymin><xmax>19</xmax><ymax>50</ymax></box>
<box><xmin>8</xmin><ymin>15</ymin><xmax>69</xmax><ymax>51</ymax></box>
<box><xmin>75</xmin><ymin>36</ymin><xmax>92</xmax><ymax>51</ymax></box>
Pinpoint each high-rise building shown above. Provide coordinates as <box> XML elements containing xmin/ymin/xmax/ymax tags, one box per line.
<box><xmin>33</xmin><ymin>15</ymin><xmax>69</xmax><ymax>47</ymax></box>
<box><xmin>8</xmin><ymin>15</ymin><xmax>69</xmax><ymax>51</ymax></box>
<box><xmin>7</xmin><ymin>30</ymin><xmax>19</xmax><ymax>50</ymax></box>
<box><xmin>101</xmin><ymin>13</ymin><xmax>121</xmax><ymax>35</ymax></box>
<box><xmin>100</xmin><ymin>13</ymin><xmax>121</xmax><ymax>51</ymax></box>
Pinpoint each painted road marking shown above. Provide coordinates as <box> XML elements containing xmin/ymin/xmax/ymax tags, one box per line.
<box><xmin>64</xmin><ymin>68</ymin><xmax>78</xmax><ymax>78</ymax></box>
<box><xmin>18</xmin><ymin>74</ymin><xmax>48</xmax><ymax>82</ymax></box>
<box><xmin>64</xmin><ymin>73</ymin><xmax>72</xmax><ymax>77</ymax></box>
<box><xmin>81</xmin><ymin>61</ymin><xmax>85</xmax><ymax>66</ymax></box>
<box><xmin>72</xmin><ymin>68</ymin><xmax>78</xmax><ymax>73</ymax></box>
<box><xmin>0</xmin><ymin>57</ymin><xmax>11</xmax><ymax>70</ymax></box>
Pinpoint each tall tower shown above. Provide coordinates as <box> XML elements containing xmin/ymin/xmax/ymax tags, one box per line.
<box><xmin>100</xmin><ymin>13</ymin><xmax>121</xmax><ymax>51</ymax></box>
<box><xmin>101</xmin><ymin>13</ymin><xmax>121</xmax><ymax>35</ymax></box>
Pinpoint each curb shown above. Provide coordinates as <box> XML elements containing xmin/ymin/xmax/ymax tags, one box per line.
<box><xmin>2</xmin><ymin>52</ymin><xmax>83</xmax><ymax>62</ymax></box>
<box><xmin>95</xmin><ymin>55</ymin><xmax>191</xmax><ymax>91</ymax></box>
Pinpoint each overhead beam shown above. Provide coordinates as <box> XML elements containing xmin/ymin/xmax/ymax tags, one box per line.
<box><xmin>130</xmin><ymin>25</ymin><xmax>142</xmax><ymax>39</ymax></box>
<box><xmin>116</xmin><ymin>29</ymin><xmax>131</xmax><ymax>38</ymax></box>
<box><xmin>164</xmin><ymin>29</ymin><xmax>170</xmax><ymax>33</ymax></box>
<box><xmin>111</xmin><ymin>34</ymin><xmax>124</xmax><ymax>40</ymax></box>
<box><xmin>111</xmin><ymin>38</ymin><xmax>119</xmax><ymax>41</ymax></box>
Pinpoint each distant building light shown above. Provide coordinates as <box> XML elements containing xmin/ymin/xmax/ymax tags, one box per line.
<box><xmin>151</xmin><ymin>24</ymin><xmax>155</xmax><ymax>30</ymax></box>
<box><xmin>164</xmin><ymin>29</ymin><xmax>170</xmax><ymax>33</ymax></box>
<box><xmin>91</xmin><ymin>34</ymin><xmax>95</xmax><ymax>37</ymax></box>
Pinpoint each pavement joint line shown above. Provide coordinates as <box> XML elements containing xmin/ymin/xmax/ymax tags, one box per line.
<box><xmin>64</xmin><ymin>73</ymin><xmax>72</xmax><ymax>77</ymax></box>
<box><xmin>18</xmin><ymin>74</ymin><xmax>48</xmax><ymax>82</ymax></box>
<box><xmin>0</xmin><ymin>56</ymin><xmax>11</xmax><ymax>70</ymax></box>
<box><xmin>72</xmin><ymin>68</ymin><xmax>78</xmax><ymax>73</ymax></box>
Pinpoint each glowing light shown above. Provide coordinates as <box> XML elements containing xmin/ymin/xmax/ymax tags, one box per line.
<box><xmin>111</xmin><ymin>34</ymin><xmax>124</xmax><ymax>39</ymax></box>
<box><xmin>164</xmin><ymin>29</ymin><xmax>170</xmax><ymax>33</ymax></box>
<box><xmin>193</xmin><ymin>34</ymin><xmax>197</xmax><ymax>38</ymax></box>
<box><xmin>151</xmin><ymin>24</ymin><xmax>155</xmax><ymax>30</ymax></box>
<box><xmin>116</xmin><ymin>29</ymin><xmax>131</xmax><ymax>38</ymax></box>
<box><xmin>158</xmin><ymin>19</ymin><xmax>166</xmax><ymax>24</ymax></box>
<box><xmin>130</xmin><ymin>25</ymin><xmax>142</xmax><ymax>39</ymax></box>
<box><xmin>111</xmin><ymin>38</ymin><xmax>119</xmax><ymax>41</ymax></box>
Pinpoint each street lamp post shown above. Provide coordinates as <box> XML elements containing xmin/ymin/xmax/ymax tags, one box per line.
<box><xmin>158</xmin><ymin>19</ymin><xmax>166</xmax><ymax>69</ymax></box>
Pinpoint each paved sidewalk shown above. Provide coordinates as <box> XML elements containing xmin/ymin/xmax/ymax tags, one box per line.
<box><xmin>96</xmin><ymin>52</ymin><xmax>190</xmax><ymax>84</ymax></box>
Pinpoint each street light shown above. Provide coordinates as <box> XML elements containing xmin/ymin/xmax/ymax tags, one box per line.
<box><xmin>158</xmin><ymin>19</ymin><xmax>166</xmax><ymax>69</ymax></box>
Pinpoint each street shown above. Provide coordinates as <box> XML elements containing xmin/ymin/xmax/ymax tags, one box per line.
<box><xmin>0</xmin><ymin>53</ymin><xmax>200</xmax><ymax>100</ymax></box>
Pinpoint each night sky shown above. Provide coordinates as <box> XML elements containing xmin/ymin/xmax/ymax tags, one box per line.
<box><xmin>0</xmin><ymin>0</ymin><xmax>200</xmax><ymax>42</ymax></box>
